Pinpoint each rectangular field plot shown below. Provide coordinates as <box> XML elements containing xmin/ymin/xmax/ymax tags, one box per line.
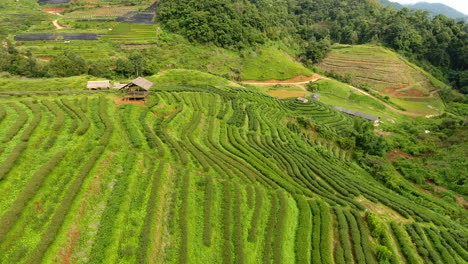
<box><xmin>101</xmin><ymin>23</ymin><xmax>157</xmax><ymax>43</ymax></box>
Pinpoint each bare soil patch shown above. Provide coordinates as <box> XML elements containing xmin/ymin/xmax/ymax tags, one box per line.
<box><xmin>42</xmin><ymin>7</ymin><xmax>67</xmax><ymax>14</ymax></box>
<box><xmin>396</xmin><ymin>89</ymin><xmax>428</xmax><ymax>97</ymax></box>
<box><xmin>356</xmin><ymin>196</ymin><xmax>410</xmax><ymax>223</ymax></box>
<box><xmin>37</xmin><ymin>56</ymin><xmax>51</xmax><ymax>61</ymax></box>
<box><xmin>267</xmin><ymin>90</ymin><xmax>305</xmax><ymax>98</ymax></box>
<box><xmin>244</xmin><ymin>73</ymin><xmax>322</xmax><ymax>84</ymax></box>
<box><xmin>387</xmin><ymin>149</ymin><xmax>413</xmax><ymax>162</ymax></box>
<box><xmin>113</xmin><ymin>97</ymin><xmax>146</xmax><ymax>106</ymax></box>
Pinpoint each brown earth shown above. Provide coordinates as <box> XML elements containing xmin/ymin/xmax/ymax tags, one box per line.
<box><xmin>42</xmin><ymin>7</ymin><xmax>67</xmax><ymax>14</ymax></box>
<box><xmin>34</xmin><ymin>201</ymin><xmax>44</xmax><ymax>214</ymax></box>
<box><xmin>244</xmin><ymin>73</ymin><xmax>322</xmax><ymax>84</ymax></box>
<box><xmin>267</xmin><ymin>90</ymin><xmax>305</xmax><ymax>98</ymax></box>
<box><xmin>55</xmin><ymin>154</ymin><xmax>112</xmax><ymax>264</ymax></box>
<box><xmin>387</xmin><ymin>149</ymin><xmax>413</xmax><ymax>162</ymax></box>
<box><xmin>37</xmin><ymin>57</ymin><xmax>51</xmax><ymax>61</ymax></box>
<box><xmin>396</xmin><ymin>89</ymin><xmax>428</xmax><ymax>97</ymax></box>
<box><xmin>113</xmin><ymin>98</ymin><xmax>146</xmax><ymax>106</ymax></box>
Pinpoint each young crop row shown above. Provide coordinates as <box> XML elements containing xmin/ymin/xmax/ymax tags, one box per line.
<box><xmin>20</xmin><ymin>101</ymin><xmax>42</xmax><ymax>142</ymax></box>
<box><xmin>0</xmin><ymin>151</ymin><xmax>66</xmax><ymax>242</ymax></box>
<box><xmin>136</xmin><ymin>161</ymin><xmax>165</xmax><ymax>263</ymax></box>
<box><xmin>89</xmin><ymin>153</ymin><xmax>137</xmax><ymax>263</ymax></box>
<box><xmin>61</xmin><ymin>99</ymin><xmax>90</xmax><ymax>136</ymax></box>
<box><xmin>2</xmin><ymin>103</ymin><xmax>28</xmax><ymax>143</ymax></box>
<box><xmin>26</xmin><ymin>147</ymin><xmax>105</xmax><ymax>264</ymax></box>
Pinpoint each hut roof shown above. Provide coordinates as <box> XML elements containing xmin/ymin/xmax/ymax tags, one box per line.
<box><xmin>296</xmin><ymin>97</ymin><xmax>309</xmax><ymax>103</ymax></box>
<box><xmin>87</xmin><ymin>80</ymin><xmax>111</xmax><ymax>89</ymax></box>
<box><xmin>113</xmin><ymin>82</ymin><xmax>127</xmax><ymax>89</ymax></box>
<box><xmin>333</xmin><ymin>106</ymin><xmax>379</xmax><ymax>121</ymax></box>
<box><xmin>131</xmin><ymin>77</ymin><xmax>153</xmax><ymax>90</ymax></box>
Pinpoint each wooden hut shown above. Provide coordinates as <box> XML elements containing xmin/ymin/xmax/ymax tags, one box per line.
<box><xmin>87</xmin><ymin>80</ymin><xmax>111</xmax><ymax>90</ymax></box>
<box><xmin>296</xmin><ymin>97</ymin><xmax>309</xmax><ymax>103</ymax></box>
<box><xmin>119</xmin><ymin>77</ymin><xmax>153</xmax><ymax>101</ymax></box>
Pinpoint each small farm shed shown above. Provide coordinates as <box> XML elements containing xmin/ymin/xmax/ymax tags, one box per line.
<box><xmin>113</xmin><ymin>82</ymin><xmax>127</xmax><ymax>89</ymax></box>
<box><xmin>120</xmin><ymin>77</ymin><xmax>154</xmax><ymax>100</ymax></box>
<box><xmin>296</xmin><ymin>97</ymin><xmax>309</xmax><ymax>103</ymax></box>
<box><xmin>311</xmin><ymin>93</ymin><xmax>320</xmax><ymax>101</ymax></box>
<box><xmin>87</xmin><ymin>80</ymin><xmax>111</xmax><ymax>90</ymax></box>
<box><xmin>333</xmin><ymin>106</ymin><xmax>379</xmax><ymax>124</ymax></box>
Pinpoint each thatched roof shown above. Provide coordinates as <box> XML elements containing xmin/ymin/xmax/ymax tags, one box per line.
<box><xmin>333</xmin><ymin>106</ymin><xmax>379</xmax><ymax>121</ymax></box>
<box><xmin>87</xmin><ymin>80</ymin><xmax>111</xmax><ymax>89</ymax></box>
<box><xmin>113</xmin><ymin>82</ymin><xmax>127</xmax><ymax>89</ymax></box>
<box><xmin>296</xmin><ymin>97</ymin><xmax>309</xmax><ymax>103</ymax></box>
<box><xmin>123</xmin><ymin>77</ymin><xmax>153</xmax><ymax>91</ymax></box>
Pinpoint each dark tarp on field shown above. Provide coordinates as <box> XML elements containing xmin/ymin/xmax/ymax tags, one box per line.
<box><xmin>38</xmin><ymin>0</ymin><xmax>71</xmax><ymax>5</ymax></box>
<box><xmin>14</xmin><ymin>33</ymin><xmax>101</xmax><ymax>41</ymax></box>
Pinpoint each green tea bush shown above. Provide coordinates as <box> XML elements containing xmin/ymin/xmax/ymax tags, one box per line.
<box><xmin>2</xmin><ymin>103</ymin><xmax>27</xmax><ymax>143</ymax></box>
<box><xmin>0</xmin><ymin>152</ymin><xmax>65</xmax><ymax>242</ymax></box>
<box><xmin>203</xmin><ymin>175</ymin><xmax>214</xmax><ymax>246</ymax></box>
<box><xmin>0</xmin><ymin>142</ymin><xmax>27</xmax><ymax>180</ymax></box>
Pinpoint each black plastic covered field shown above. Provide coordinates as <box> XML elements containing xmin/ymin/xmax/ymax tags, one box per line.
<box><xmin>38</xmin><ymin>0</ymin><xmax>71</xmax><ymax>5</ymax></box>
<box><xmin>14</xmin><ymin>33</ymin><xmax>101</xmax><ymax>41</ymax></box>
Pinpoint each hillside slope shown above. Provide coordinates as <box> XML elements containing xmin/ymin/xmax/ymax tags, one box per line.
<box><xmin>0</xmin><ymin>85</ymin><xmax>466</xmax><ymax>263</ymax></box>
<box><xmin>317</xmin><ymin>45</ymin><xmax>446</xmax><ymax>116</ymax></box>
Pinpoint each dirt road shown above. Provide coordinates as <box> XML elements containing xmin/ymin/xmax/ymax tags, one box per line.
<box><xmin>53</xmin><ymin>20</ymin><xmax>67</xmax><ymax>30</ymax></box>
<box><xmin>243</xmin><ymin>74</ymin><xmax>428</xmax><ymax>117</ymax></box>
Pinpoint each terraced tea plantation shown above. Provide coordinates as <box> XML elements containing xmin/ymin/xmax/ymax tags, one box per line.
<box><xmin>0</xmin><ymin>85</ymin><xmax>466</xmax><ymax>263</ymax></box>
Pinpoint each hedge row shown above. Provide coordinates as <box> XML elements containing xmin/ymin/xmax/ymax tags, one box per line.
<box><xmin>136</xmin><ymin>161</ymin><xmax>165</xmax><ymax>263</ymax></box>
<box><xmin>262</xmin><ymin>192</ymin><xmax>278</xmax><ymax>263</ymax></box>
<box><xmin>233</xmin><ymin>183</ymin><xmax>245</xmax><ymax>264</ymax></box>
<box><xmin>389</xmin><ymin>222</ymin><xmax>422</xmax><ymax>264</ymax></box>
<box><xmin>0</xmin><ymin>104</ymin><xmax>6</xmax><ymax>124</ymax></box>
<box><xmin>294</xmin><ymin>195</ymin><xmax>312</xmax><ymax>264</ymax></box>
<box><xmin>0</xmin><ymin>142</ymin><xmax>27</xmax><ymax>181</ymax></box>
<box><xmin>139</xmin><ymin>109</ymin><xmax>164</xmax><ymax>156</ymax></box>
<box><xmin>222</xmin><ymin>182</ymin><xmax>233</xmax><ymax>264</ymax></box>
<box><xmin>98</xmin><ymin>98</ymin><xmax>113</xmax><ymax>146</ymax></box>
<box><xmin>310</xmin><ymin>200</ymin><xmax>321</xmax><ymax>264</ymax></box>
<box><xmin>273</xmin><ymin>191</ymin><xmax>288</xmax><ymax>264</ymax></box>
<box><xmin>440</xmin><ymin>230</ymin><xmax>468</xmax><ymax>261</ymax></box>
<box><xmin>178</xmin><ymin>172</ymin><xmax>190</xmax><ymax>264</ymax></box>
<box><xmin>333</xmin><ymin>208</ymin><xmax>354</xmax><ymax>264</ymax></box>
<box><xmin>351</xmin><ymin>210</ymin><xmax>377</xmax><ymax>264</ymax></box>
<box><xmin>89</xmin><ymin>153</ymin><xmax>136</xmax><ymax>263</ymax></box>
<box><xmin>26</xmin><ymin>147</ymin><xmax>104</xmax><ymax>264</ymax></box>
<box><xmin>318</xmin><ymin>201</ymin><xmax>333</xmax><ymax>264</ymax></box>
<box><xmin>20</xmin><ymin>101</ymin><xmax>42</xmax><ymax>141</ymax></box>
<box><xmin>0</xmin><ymin>151</ymin><xmax>66</xmax><ymax>242</ymax></box>
<box><xmin>203</xmin><ymin>175</ymin><xmax>213</xmax><ymax>246</ymax></box>
<box><xmin>61</xmin><ymin>99</ymin><xmax>90</xmax><ymax>136</ymax></box>
<box><xmin>425</xmin><ymin>228</ymin><xmax>456</xmax><ymax>264</ymax></box>
<box><xmin>247</xmin><ymin>185</ymin><xmax>264</xmax><ymax>243</ymax></box>
<box><xmin>2</xmin><ymin>103</ymin><xmax>28</xmax><ymax>143</ymax></box>
<box><xmin>120</xmin><ymin>105</ymin><xmax>143</xmax><ymax>148</ymax></box>
<box><xmin>42</xmin><ymin>100</ymin><xmax>65</xmax><ymax>132</ymax></box>
<box><xmin>344</xmin><ymin>210</ymin><xmax>366</xmax><ymax>264</ymax></box>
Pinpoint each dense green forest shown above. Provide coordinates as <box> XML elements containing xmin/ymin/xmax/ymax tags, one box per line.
<box><xmin>157</xmin><ymin>0</ymin><xmax>468</xmax><ymax>94</ymax></box>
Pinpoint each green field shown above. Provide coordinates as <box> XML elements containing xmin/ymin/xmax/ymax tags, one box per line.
<box><xmin>317</xmin><ymin>45</ymin><xmax>446</xmax><ymax>116</ymax></box>
<box><xmin>0</xmin><ymin>84</ymin><xmax>466</xmax><ymax>263</ymax></box>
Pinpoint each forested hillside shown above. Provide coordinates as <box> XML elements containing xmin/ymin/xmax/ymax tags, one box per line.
<box><xmin>157</xmin><ymin>0</ymin><xmax>467</xmax><ymax>94</ymax></box>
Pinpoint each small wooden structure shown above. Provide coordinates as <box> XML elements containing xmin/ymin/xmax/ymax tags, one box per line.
<box><xmin>311</xmin><ymin>93</ymin><xmax>320</xmax><ymax>101</ymax></box>
<box><xmin>113</xmin><ymin>82</ymin><xmax>127</xmax><ymax>89</ymax></box>
<box><xmin>119</xmin><ymin>77</ymin><xmax>153</xmax><ymax>101</ymax></box>
<box><xmin>296</xmin><ymin>97</ymin><xmax>309</xmax><ymax>103</ymax></box>
<box><xmin>87</xmin><ymin>80</ymin><xmax>111</xmax><ymax>90</ymax></box>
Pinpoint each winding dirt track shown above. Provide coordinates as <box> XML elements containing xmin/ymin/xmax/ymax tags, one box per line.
<box><xmin>53</xmin><ymin>20</ymin><xmax>67</xmax><ymax>30</ymax></box>
<box><xmin>242</xmin><ymin>74</ymin><xmax>427</xmax><ymax>117</ymax></box>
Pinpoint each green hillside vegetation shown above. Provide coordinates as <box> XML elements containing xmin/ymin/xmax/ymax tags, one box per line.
<box><xmin>0</xmin><ymin>85</ymin><xmax>466</xmax><ymax>264</ymax></box>
<box><xmin>317</xmin><ymin>45</ymin><xmax>446</xmax><ymax>116</ymax></box>
<box><xmin>0</xmin><ymin>0</ymin><xmax>467</xmax><ymax>263</ymax></box>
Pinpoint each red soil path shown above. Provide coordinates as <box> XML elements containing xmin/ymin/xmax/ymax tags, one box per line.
<box><xmin>42</xmin><ymin>7</ymin><xmax>67</xmax><ymax>14</ymax></box>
